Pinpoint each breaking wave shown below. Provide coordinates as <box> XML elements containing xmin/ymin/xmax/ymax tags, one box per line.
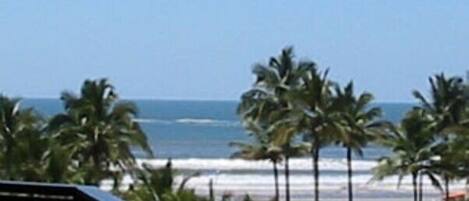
<box><xmin>122</xmin><ymin>158</ymin><xmax>448</xmax><ymax>199</ymax></box>
<box><xmin>137</xmin><ymin>158</ymin><xmax>377</xmax><ymax>172</ymax></box>
<box><xmin>134</xmin><ymin>118</ymin><xmax>240</xmax><ymax>127</ymax></box>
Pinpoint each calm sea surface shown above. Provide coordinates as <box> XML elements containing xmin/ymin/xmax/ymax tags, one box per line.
<box><xmin>21</xmin><ymin>99</ymin><xmax>413</xmax><ymax>159</ymax></box>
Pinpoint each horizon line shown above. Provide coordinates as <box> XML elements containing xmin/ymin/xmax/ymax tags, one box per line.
<box><xmin>18</xmin><ymin>96</ymin><xmax>417</xmax><ymax>104</ymax></box>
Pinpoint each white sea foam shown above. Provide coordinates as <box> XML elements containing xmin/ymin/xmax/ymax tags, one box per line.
<box><xmin>175</xmin><ymin>118</ymin><xmax>239</xmax><ymax>127</ymax></box>
<box><xmin>133</xmin><ymin>118</ymin><xmax>172</xmax><ymax>124</ymax></box>
<box><xmin>176</xmin><ymin>118</ymin><xmax>221</xmax><ymax>124</ymax></box>
<box><xmin>137</xmin><ymin>158</ymin><xmax>378</xmax><ymax>172</ymax></box>
<box><xmin>184</xmin><ymin>173</ymin><xmax>464</xmax><ymax>188</ymax></box>
<box><xmin>107</xmin><ymin>158</ymin><xmax>463</xmax><ymax>200</ymax></box>
<box><xmin>133</xmin><ymin>118</ymin><xmax>240</xmax><ymax>127</ymax></box>
<box><xmin>135</xmin><ymin>158</ymin><xmax>466</xmax><ymax>191</ymax></box>
<box><xmin>187</xmin><ymin>174</ymin><xmax>458</xmax><ymax>199</ymax></box>
<box><xmin>107</xmin><ymin>172</ymin><xmax>451</xmax><ymax>200</ymax></box>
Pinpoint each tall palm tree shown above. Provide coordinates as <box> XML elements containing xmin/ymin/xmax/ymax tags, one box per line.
<box><xmin>412</xmin><ymin>73</ymin><xmax>466</xmax><ymax>199</ymax></box>
<box><xmin>291</xmin><ymin>65</ymin><xmax>339</xmax><ymax>201</ymax></box>
<box><xmin>372</xmin><ymin>109</ymin><xmax>441</xmax><ymax>201</ymax></box>
<box><xmin>0</xmin><ymin>95</ymin><xmax>43</xmax><ymax>180</ymax></box>
<box><xmin>238</xmin><ymin>47</ymin><xmax>310</xmax><ymax>201</ymax></box>
<box><xmin>334</xmin><ymin>82</ymin><xmax>384</xmax><ymax>201</ymax></box>
<box><xmin>49</xmin><ymin>79</ymin><xmax>153</xmax><ymax>186</ymax></box>
<box><xmin>237</xmin><ymin>85</ymin><xmax>304</xmax><ymax>201</ymax></box>
<box><xmin>237</xmin><ymin>72</ymin><xmax>287</xmax><ymax>201</ymax></box>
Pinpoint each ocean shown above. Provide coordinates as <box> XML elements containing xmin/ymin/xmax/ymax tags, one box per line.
<box><xmin>22</xmin><ymin>99</ymin><xmax>447</xmax><ymax>200</ymax></box>
<box><xmin>22</xmin><ymin>99</ymin><xmax>412</xmax><ymax>159</ymax></box>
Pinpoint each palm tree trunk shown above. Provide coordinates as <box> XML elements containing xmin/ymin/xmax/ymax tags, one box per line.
<box><xmin>412</xmin><ymin>172</ymin><xmax>418</xmax><ymax>201</ymax></box>
<box><xmin>418</xmin><ymin>172</ymin><xmax>423</xmax><ymax>201</ymax></box>
<box><xmin>445</xmin><ymin>176</ymin><xmax>450</xmax><ymax>201</ymax></box>
<box><xmin>312</xmin><ymin>143</ymin><xmax>320</xmax><ymax>201</ymax></box>
<box><xmin>91</xmin><ymin>153</ymin><xmax>101</xmax><ymax>185</ymax></box>
<box><xmin>209</xmin><ymin>178</ymin><xmax>214</xmax><ymax>201</ymax></box>
<box><xmin>5</xmin><ymin>143</ymin><xmax>12</xmax><ymax>179</ymax></box>
<box><xmin>112</xmin><ymin>172</ymin><xmax>120</xmax><ymax>192</ymax></box>
<box><xmin>273</xmin><ymin>161</ymin><xmax>280</xmax><ymax>201</ymax></box>
<box><xmin>5</xmin><ymin>136</ymin><xmax>14</xmax><ymax>180</ymax></box>
<box><xmin>285</xmin><ymin>155</ymin><xmax>290</xmax><ymax>201</ymax></box>
<box><xmin>347</xmin><ymin>147</ymin><xmax>353</xmax><ymax>201</ymax></box>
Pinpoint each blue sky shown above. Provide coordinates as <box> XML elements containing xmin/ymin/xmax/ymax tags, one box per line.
<box><xmin>0</xmin><ymin>1</ymin><xmax>468</xmax><ymax>102</ymax></box>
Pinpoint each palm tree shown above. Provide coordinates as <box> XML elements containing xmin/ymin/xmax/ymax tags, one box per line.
<box><xmin>372</xmin><ymin>109</ymin><xmax>441</xmax><ymax>201</ymax></box>
<box><xmin>270</xmin><ymin>118</ymin><xmax>310</xmax><ymax>201</ymax></box>
<box><xmin>291</xmin><ymin>66</ymin><xmax>338</xmax><ymax>201</ymax></box>
<box><xmin>238</xmin><ymin>95</ymin><xmax>309</xmax><ymax>201</ymax></box>
<box><xmin>238</xmin><ymin>47</ymin><xmax>311</xmax><ymax>201</ymax></box>
<box><xmin>439</xmin><ymin>117</ymin><xmax>469</xmax><ymax>197</ymax></box>
<box><xmin>412</xmin><ymin>73</ymin><xmax>466</xmax><ymax>199</ymax></box>
<box><xmin>0</xmin><ymin>95</ymin><xmax>43</xmax><ymax>180</ymax></box>
<box><xmin>48</xmin><ymin>79</ymin><xmax>153</xmax><ymax>186</ymax></box>
<box><xmin>9</xmin><ymin>126</ymin><xmax>48</xmax><ymax>181</ymax></box>
<box><xmin>230</xmin><ymin>139</ymin><xmax>281</xmax><ymax>201</ymax></box>
<box><xmin>237</xmin><ymin>94</ymin><xmax>310</xmax><ymax>201</ymax></box>
<box><xmin>230</xmin><ymin>119</ymin><xmax>282</xmax><ymax>201</ymax></box>
<box><xmin>237</xmin><ymin>72</ymin><xmax>287</xmax><ymax>201</ymax></box>
<box><xmin>237</xmin><ymin>87</ymin><xmax>305</xmax><ymax>201</ymax></box>
<box><xmin>334</xmin><ymin>82</ymin><xmax>384</xmax><ymax>201</ymax></box>
<box><xmin>413</xmin><ymin>73</ymin><xmax>465</xmax><ymax>131</ymax></box>
<box><xmin>42</xmin><ymin>139</ymin><xmax>86</xmax><ymax>183</ymax></box>
<box><xmin>0</xmin><ymin>96</ymin><xmax>82</xmax><ymax>183</ymax></box>
<box><xmin>124</xmin><ymin>160</ymin><xmax>206</xmax><ymax>201</ymax></box>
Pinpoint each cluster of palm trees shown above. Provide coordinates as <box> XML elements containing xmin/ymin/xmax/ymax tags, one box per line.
<box><xmin>0</xmin><ymin>79</ymin><xmax>153</xmax><ymax>187</ymax></box>
<box><xmin>233</xmin><ymin>47</ymin><xmax>385</xmax><ymax>201</ymax></box>
<box><xmin>233</xmin><ymin>47</ymin><xmax>469</xmax><ymax>201</ymax></box>
<box><xmin>0</xmin><ymin>78</ymin><xmax>211</xmax><ymax>201</ymax></box>
<box><xmin>373</xmin><ymin>74</ymin><xmax>469</xmax><ymax>201</ymax></box>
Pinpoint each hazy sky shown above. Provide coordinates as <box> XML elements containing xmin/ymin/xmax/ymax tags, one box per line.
<box><xmin>1</xmin><ymin>1</ymin><xmax>468</xmax><ymax>102</ymax></box>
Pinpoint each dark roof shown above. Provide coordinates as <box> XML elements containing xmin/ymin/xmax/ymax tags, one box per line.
<box><xmin>0</xmin><ymin>180</ymin><xmax>123</xmax><ymax>201</ymax></box>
